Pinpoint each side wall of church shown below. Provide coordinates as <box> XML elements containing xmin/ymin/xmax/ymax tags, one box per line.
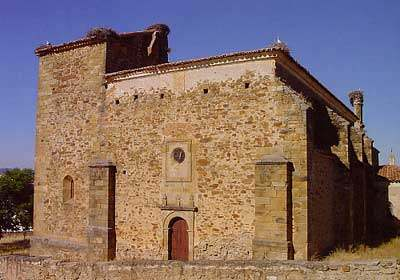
<box><xmin>32</xmin><ymin>43</ymin><xmax>107</xmax><ymax>259</ymax></box>
<box><xmin>275</xmin><ymin>62</ymin><xmax>372</xmax><ymax>258</ymax></box>
<box><xmin>307</xmin><ymin>109</ymin><xmax>353</xmax><ymax>258</ymax></box>
<box><xmin>349</xmin><ymin>126</ymin><xmax>368</xmax><ymax>243</ymax></box>
<box><xmin>307</xmin><ymin>107</ymin><xmax>374</xmax><ymax>257</ymax></box>
<box><xmin>308</xmin><ymin>151</ymin><xmax>342</xmax><ymax>258</ymax></box>
<box><xmin>104</xmin><ymin>59</ymin><xmax>311</xmax><ymax>260</ymax></box>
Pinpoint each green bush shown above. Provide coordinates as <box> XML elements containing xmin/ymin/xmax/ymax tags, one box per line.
<box><xmin>0</xmin><ymin>168</ymin><xmax>34</xmax><ymax>239</ymax></box>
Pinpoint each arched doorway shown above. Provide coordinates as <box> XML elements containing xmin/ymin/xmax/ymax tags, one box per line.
<box><xmin>168</xmin><ymin>217</ymin><xmax>189</xmax><ymax>261</ymax></box>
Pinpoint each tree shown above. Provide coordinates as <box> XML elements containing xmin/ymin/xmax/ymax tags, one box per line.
<box><xmin>0</xmin><ymin>168</ymin><xmax>34</xmax><ymax>239</ymax></box>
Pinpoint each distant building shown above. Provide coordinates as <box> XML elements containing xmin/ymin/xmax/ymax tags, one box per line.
<box><xmin>378</xmin><ymin>151</ymin><xmax>400</xmax><ymax>219</ymax></box>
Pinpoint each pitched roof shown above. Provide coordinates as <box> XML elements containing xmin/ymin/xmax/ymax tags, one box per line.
<box><xmin>378</xmin><ymin>165</ymin><xmax>400</xmax><ymax>182</ymax></box>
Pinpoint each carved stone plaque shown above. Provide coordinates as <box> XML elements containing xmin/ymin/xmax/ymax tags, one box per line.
<box><xmin>166</xmin><ymin>141</ymin><xmax>191</xmax><ymax>182</ymax></box>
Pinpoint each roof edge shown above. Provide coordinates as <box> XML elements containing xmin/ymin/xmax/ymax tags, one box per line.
<box><xmin>105</xmin><ymin>47</ymin><xmax>279</xmax><ymax>81</ymax></box>
<box><xmin>35</xmin><ymin>30</ymin><xmax>154</xmax><ymax>57</ymax></box>
<box><xmin>105</xmin><ymin>47</ymin><xmax>357</xmax><ymax>123</ymax></box>
<box><xmin>275</xmin><ymin>53</ymin><xmax>358</xmax><ymax>123</ymax></box>
<box><xmin>378</xmin><ymin>165</ymin><xmax>400</xmax><ymax>182</ymax></box>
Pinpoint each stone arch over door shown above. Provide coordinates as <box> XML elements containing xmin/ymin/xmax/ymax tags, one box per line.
<box><xmin>162</xmin><ymin>211</ymin><xmax>195</xmax><ymax>260</ymax></box>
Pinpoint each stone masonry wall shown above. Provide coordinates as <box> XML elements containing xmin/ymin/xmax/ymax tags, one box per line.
<box><xmin>105</xmin><ymin>59</ymin><xmax>311</xmax><ymax>260</ymax></box>
<box><xmin>307</xmin><ymin>150</ymin><xmax>354</xmax><ymax>258</ymax></box>
<box><xmin>33</xmin><ymin>38</ymin><xmax>374</xmax><ymax>263</ymax></box>
<box><xmin>308</xmin><ymin>151</ymin><xmax>337</xmax><ymax>258</ymax></box>
<box><xmin>306</xmin><ymin>101</ymin><xmax>374</xmax><ymax>257</ymax></box>
<box><xmin>349</xmin><ymin>126</ymin><xmax>368</xmax><ymax>244</ymax></box>
<box><xmin>1</xmin><ymin>255</ymin><xmax>399</xmax><ymax>280</ymax></box>
<box><xmin>32</xmin><ymin>42</ymin><xmax>108</xmax><ymax>259</ymax></box>
<box><xmin>106</xmin><ymin>31</ymin><xmax>169</xmax><ymax>73</ymax></box>
<box><xmin>275</xmin><ymin>61</ymin><xmax>373</xmax><ymax>257</ymax></box>
<box><xmin>307</xmin><ymin>108</ymin><xmax>353</xmax><ymax>257</ymax></box>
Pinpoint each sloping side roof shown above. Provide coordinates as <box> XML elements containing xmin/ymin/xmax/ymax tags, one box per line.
<box><xmin>378</xmin><ymin>165</ymin><xmax>400</xmax><ymax>182</ymax></box>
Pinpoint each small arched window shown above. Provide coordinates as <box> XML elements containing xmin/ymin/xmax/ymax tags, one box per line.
<box><xmin>63</xmin><ymin>175</ymin><xmax>74</xmax><ymax>202</ymax></box>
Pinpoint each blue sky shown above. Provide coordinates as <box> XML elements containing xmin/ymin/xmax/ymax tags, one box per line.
<box><xmin>0</xmin><ymin>0</ymin><xmax>399</xmax><ymax>168</ymax></box>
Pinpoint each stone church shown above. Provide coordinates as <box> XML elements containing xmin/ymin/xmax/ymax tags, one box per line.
<box><xmin>31</xmin><ymin>24</ymin><xmax>379</xmax><ymax>262</ymax></box>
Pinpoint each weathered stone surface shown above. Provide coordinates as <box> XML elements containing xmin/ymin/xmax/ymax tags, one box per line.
<box><xmin>1</xmin><ymin>255</ymin><xmax>399</xmax><ymax>280</ymax></box>
<box><xmin>32</xmin><ymin>25</ymin><xmax>382</xmax><ymax>263</ymax></box>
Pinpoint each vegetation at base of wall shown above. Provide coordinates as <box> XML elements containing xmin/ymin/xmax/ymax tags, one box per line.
<box><xmin>325</xmin><ymin>237</ymin><xmax>400</xmax><ymax>261</ymax></box>
<box><xmin>0</xmin><ymin>240</ymin><xmax>30</xmax><ymax>256</ymax></box>
<box><xmin>0</xmin><ymin>232</ymin><xmax>31</xmax><ymax>256</ymax></box>
<box><xmin>0</xmin><ymin>168</ymin><xmax>34</xmax><ymax>239</ymax></box>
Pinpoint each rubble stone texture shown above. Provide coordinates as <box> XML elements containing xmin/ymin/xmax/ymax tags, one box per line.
<box><xmin>1</xmin><ymin>255</ymin><xmax>399</xmax><ymax>280</ymax></box>
<box><xmin>30</xmin><ymin>24</ymin><xmax>380</xmax><ymax>265</ymax></box>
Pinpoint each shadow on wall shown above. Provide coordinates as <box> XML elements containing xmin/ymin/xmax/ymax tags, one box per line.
<box><xmin>307</xmin><ymin>103</ymin><xmax>400</xmax><ymax>259</ymax></box>
<box><xmin>275</xmin><ymin>61</ymin><xmax>398</xmax><ymax>258</ymax></box>
<box><xmin>370</xmin><ymin>177</ymin><xmax>400</xmax><ymax>246</ymax></box>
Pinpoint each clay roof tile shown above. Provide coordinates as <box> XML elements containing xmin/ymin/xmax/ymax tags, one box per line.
<box><xmin>378</xmin><ymin>165</ymin><xmax>400</xmax><ymax>182</ymax></box>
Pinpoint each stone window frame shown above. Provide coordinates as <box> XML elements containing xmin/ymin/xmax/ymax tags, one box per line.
<box><xmin>62</xmin><ymin>175</ymin><xmax>74</xmax><ymax>203</ymax></box>
<box><xmin>162</xmin><ymin>210</ymin><xmax>195</xmax><ymax>261</ymax></box>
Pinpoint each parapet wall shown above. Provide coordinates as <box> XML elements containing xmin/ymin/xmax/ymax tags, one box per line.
<box><xmin>0</xmin><ymin>255</ymin><xmax>399</xmax><ymax>280</ymax></box>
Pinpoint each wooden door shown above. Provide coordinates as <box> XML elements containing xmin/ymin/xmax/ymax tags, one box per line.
<box><xmin>168</xmin><ymin>218</ymin><xmax>189</xmax><ymax>261</ymax></box>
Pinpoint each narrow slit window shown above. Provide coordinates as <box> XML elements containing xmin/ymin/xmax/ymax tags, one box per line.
<box><xmin>63</xmin><ymin>175</ymin><xmax>74</xmax><ymax>203</ymax></box>
<box><xmin>203</xmin><ymin>88</ymin><xmax>208</xmax><ymax>94</ymax></box>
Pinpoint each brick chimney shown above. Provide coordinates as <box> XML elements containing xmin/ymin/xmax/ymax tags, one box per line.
<box><xmin>348</xmin><ymin>90</ymin><xmax>364</xmax><ymax>123</ymax></box>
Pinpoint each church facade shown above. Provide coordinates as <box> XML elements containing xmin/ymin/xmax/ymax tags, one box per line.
<box><xmin>31</xmin><ymin>24</ymin><xmax>379</xmax><ymax>261</ymax></box>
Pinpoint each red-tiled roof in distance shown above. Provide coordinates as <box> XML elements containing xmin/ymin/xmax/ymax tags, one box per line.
<box><xmin>378</xmin><ymin>165</ymin><xmax>400</xmax><ymax>182</ymax></box>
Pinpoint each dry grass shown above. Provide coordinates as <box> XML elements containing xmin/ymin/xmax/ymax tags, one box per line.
<box><xmin>0</xmin><ymin>232</ymin><xmax>31</xmax><ymax>256</ymax></box>
<box><xmin>325</xmin><ymin>237</ymin><xmax>400</xmax><ymax>261</ymax></box>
